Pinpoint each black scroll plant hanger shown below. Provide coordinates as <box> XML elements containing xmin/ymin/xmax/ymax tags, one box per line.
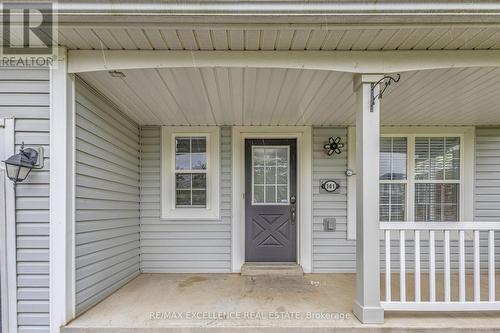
<box><xmin>324</xmin><ymin>137</ymin><xmax>344</xmax><ymax>156</ymax></box>
<box><xmin>370</xmin><ymin>73</ymin><xmax>401</xmax><ymax>112</ymax></box>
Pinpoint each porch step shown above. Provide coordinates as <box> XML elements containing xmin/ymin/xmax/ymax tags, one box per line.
<box><xmin>240</xmin><ymin>262</ymin><xmax>303</xmax><ymax>276</ymax></box>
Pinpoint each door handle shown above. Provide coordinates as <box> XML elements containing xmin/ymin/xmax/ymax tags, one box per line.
<box><xmin>290</xmin><ymin>206</ymin><xmax>296</xmax><ymax>224</ymax></box>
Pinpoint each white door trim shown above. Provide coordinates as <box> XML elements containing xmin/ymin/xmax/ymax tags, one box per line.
<box><xmin>231</xmin><ymin>126</ymin><xmax>312</xmax><ymax>273</ymax></box>
<box><xmin>0</xmin><ymin>118</ymin><xmax>18</xmax><ymax>333</ymax></box>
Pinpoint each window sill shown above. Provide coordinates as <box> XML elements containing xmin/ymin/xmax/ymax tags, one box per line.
<box><xmin>160</xmin><ymin>208</ymin><xmax>220</xmax><ymax>221</ymax></box>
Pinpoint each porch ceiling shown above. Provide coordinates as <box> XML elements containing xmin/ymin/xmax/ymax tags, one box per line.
<box><xmin>78</xmin><ymin>66</ymin><xmax>500</xmax><ymax>127</ymax></box>
<box><xmin>59</xmin><ymin>26</ymin><xmax>500</xmax><ymax>51</ymax></box>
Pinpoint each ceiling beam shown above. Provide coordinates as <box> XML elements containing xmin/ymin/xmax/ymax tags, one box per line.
<box><xmin>68</xmin><ymin>50</ymin><xmax>500</xmax><ymax>74</ymax></box>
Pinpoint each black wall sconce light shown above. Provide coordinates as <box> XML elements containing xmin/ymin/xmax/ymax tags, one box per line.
<box><xmin>324</xmin><ymin>137</ymin><xmax>344</xmax><ymax>156</ymax></box>
<box><xmin>3</xmin><ymin>142</ymin><xmax>44</xmax><ymax>183</ymax></box>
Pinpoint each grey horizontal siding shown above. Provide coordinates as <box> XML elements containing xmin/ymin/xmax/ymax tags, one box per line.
<box><xmin>475</xmin><ymin>128</ymin><xmax>500</xmax><ymax>222</ymax></box>
<box><xmin>0</xmin><ymin>68</ymin><xmax>50</xmax><ymax>332</ymax></box>
<box><xmin>140</xmin><ymin>126</ymin><xmax>232</xmax><ymax>273</ymax></box>
<box><xmin>75</xmin><ymin>79</ymin><xmax>140</xmax><ymax>315</ymax></box>
<box><xmin>473</xmin><ymin>128</ymin><xmax>500</xmax><ymax>272</ymax></box>
<box><xmin>312</xmin><ymin>127</ymin><xmax>353</xmax><ymax>272</ymax></box>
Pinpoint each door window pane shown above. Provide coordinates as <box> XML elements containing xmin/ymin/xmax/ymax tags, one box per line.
<box><xmin>252</xmin><ymin>146</ymin><xmax>289</xmax><ymax>204</ymax></box>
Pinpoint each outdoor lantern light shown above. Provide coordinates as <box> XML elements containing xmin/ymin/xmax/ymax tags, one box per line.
<box><xmin>3</xmin><ymin>142</ymin><xmax>43</xmax><ymax>183</ymax></box>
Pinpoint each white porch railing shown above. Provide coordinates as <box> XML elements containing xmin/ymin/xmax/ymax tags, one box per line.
<box><xmin>380</xmin><ymin>222</ymin><xmax>500</xmax><ymax>311</ymax></box>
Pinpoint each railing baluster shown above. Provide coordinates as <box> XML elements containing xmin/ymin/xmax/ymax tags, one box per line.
<box><xmin>385</xmin><ymin>229</ymin><xmax>391</xmax><ymax>302</ymax></box>
<box><xmin>400</xmin><ymin>230</ymin><xmax>406</xmax><ymax>302</ymax></box>
<box><xmin>474</xmin><ymin>230</ymin><xmax>481</xmax><ymax>302</ymax></box>
<box><xmin>489</xmin><ymin>230</ymin><xmax>495</xmax><ymax>302</ymax></box>
<box><xmin>379</xmin><ymin>222</ymin><xmax>500</xmax><ymax>311</ymax></box>
<box><xmin>459</xmin><ymin>230</ymin><xmax>466</xmax><ymax>302</ymax></box>
<box><xmin>429</xmin><ymin>230</ymin><xmax>436</xmax><ymax>302</ymax></box>
<box><xmin>414</xmin><ymin>230</ymin><xmax>421</xmax><ymax>302</ymax></box>
<box><xmin>444</xmin><ymin>230</ymin><xmax>451</xmax><ymax>302</ymax></box>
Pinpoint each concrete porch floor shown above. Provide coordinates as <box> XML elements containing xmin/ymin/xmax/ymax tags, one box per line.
<box><xmin>63</xmin><ymin>273</ymin><xmax>500</xmax><ymax>333</ymax></box>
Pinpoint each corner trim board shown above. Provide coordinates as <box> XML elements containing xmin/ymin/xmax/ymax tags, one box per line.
<box><xmin>0</xmin><ymin>119</ymin><xmax>17</xmax><ymax>333</ymax></box>
<box><xmin>49</xmin><ymin>47</ymin><xmax>76</xmax><ymax>333</ymax></box>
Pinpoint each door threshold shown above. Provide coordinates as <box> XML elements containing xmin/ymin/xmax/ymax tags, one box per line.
<box><xmin>241</xmin><ymin>262</ymin><xmax>303</xmax><ymax>276</ymax></box>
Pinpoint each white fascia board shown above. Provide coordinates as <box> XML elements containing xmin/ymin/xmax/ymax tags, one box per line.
<box><xmin>68</xmin><ymin>49</ymin><xmax>500</xmax><ymax>74</ymax></box>
<box><xmin>54</xmin><ymin>1</ymin><xmax>500</xmax><ymax>16</ymax></box>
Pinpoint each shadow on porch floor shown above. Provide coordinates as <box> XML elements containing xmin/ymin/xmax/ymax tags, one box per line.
<box><xmin>63</xmin><ymin>273</ymin><xmax>500</xmax><ymax>333</ymax></box>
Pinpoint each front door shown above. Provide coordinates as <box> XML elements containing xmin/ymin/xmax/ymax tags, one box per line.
<box><xmin>245</xmin><ymin>139</ymin><xmax>297</xmax><ymax>262</ymax></box>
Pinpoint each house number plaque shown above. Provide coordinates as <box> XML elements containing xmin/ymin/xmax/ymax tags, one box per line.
<box><xmin>319</xmin><ymin>179</ymin><xmax>341</xmax><ymax>193</ymax></box>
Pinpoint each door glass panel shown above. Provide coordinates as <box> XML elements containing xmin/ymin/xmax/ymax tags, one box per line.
<box><xmin>252</xmin><ymin>146</ymin><xmax>289</xmax><ymax>204</ymax></box>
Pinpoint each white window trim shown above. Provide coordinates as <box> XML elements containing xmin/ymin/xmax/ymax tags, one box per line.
<box><xmin>161</xmin><ymin>126</ymin><xmax>220</xmax><ymax>220</ymax></box>
<box><xmin>347</xmin><ymin>126</ymin><xmax>475</xmax><ymax>240</ymax></box>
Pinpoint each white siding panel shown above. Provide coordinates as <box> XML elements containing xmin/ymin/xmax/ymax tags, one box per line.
<box><xmin>74</xmin><ymin>79</ymin><xmax>140</xmax><ymax>315</ymax></box>
<box><xmin>140</xmin><ymin>126</ymin><xmax>232</xmax><ymax>272</ymax></box>
<box><xmin>475</xmin><ymin>128</ymin><xmax>500</xmax><ymax>222</ymax></box>
<box><xmin>0</xmin><ymin>68</ymin><xmax>50</xmax><ymax>332</ymax></box>
<box><xmin>474</xmin><ymin>128</ymin><xmax>500</xmax><ymax>273</ymax></box>
<box><xmin>312</xmin><ymin>127</ymin><xmax>352</xmax><ymax>272</ymax></box>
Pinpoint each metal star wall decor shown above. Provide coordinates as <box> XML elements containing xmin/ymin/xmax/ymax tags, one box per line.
<box><xmin>324</xmin><ymin>137</ymin><xmax>344</xmax><ymax>156</ymax></box>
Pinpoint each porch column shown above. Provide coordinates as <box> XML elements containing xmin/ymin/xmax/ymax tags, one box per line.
<box><xmin>50</xmin><ymin>47</ymin><xmax>76</xmax><ymax>332</ymax></box>
<box><xmin>352</xmin><ymin>74</ymin><xmax>384</xmax><ymax>324</ymax></box>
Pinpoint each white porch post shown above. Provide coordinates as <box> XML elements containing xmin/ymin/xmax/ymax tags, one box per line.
<box><xmin>352</xmin><ymin>74</ymin><xmax>384</xmax><ymax>324</ymax></box>
<box><xmin>49</xmin><ymin>47</ymin><xmax>76</xmax><ymax>332</ymax></box>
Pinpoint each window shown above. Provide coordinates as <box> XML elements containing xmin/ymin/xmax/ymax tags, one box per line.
<box><xmin>379</xmin><ymin>137</ymin><xmax>407</xmax><ymax>222</ymax></box>
<box><xmin>414</xmin><ymin>137</ymin><xmax>460</xmax><ymax>222</ymax></box>
<box><xmin>252</xmin><ymin>146</ymin><xmax>289</xmax><ymax>204</ymax></box>
<box><xmin>379</xmin><ymin>134</ymin><xmax>463</xmax><ymax>222</ymax></box>
<box><xmin>175</xmin><ymin>137</ymin><xmax>207</xmax><ymax>207</ymax></box>
<box><xmin>161</xmin><ymin>127</ymin><xmax>220</xmax><ymax>220</ymax></box>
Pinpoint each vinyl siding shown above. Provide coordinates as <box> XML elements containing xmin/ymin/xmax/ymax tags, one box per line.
<box><xmin>74</xmin><ymin>79</ymin><xmax>140</xmax><ymax>315</ymax></box>
<box><xmin>140</xmin><ymin>126</ymin><xmax>232</xmax><ymax>273</ymax></box>
<box><xmin>0</xmin><ymin>68</ymin><xmax>50</xmax><ymax>333</ymax></box>
<box><xmin>312</xmin><ymin>127</ymin><xmax>352</xmax><ymax>272</ymax></box>
<box><xmin>475</xmin><ymin>128</ymin><xmax>500</xmax><ymax>222</ymax></box>
<box><xmin>474</xmin><ymin>128</ymin><xmax>500</xmax><ymax>271</ymax></box>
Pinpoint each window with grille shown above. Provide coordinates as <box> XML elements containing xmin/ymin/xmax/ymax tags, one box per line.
<box><xmin>379</xmin><ymin>135</ymin><xmax>462</xmax><ymax>222</ymax></box>
<box><xmin>161</xmin><ymin>127</ymin><xmax>220</xmax><ymax>220</ymax></box>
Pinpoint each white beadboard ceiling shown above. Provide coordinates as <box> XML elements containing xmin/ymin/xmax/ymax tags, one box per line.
<box><xmin>58</xmin><ymin>27</ymin><xmax>500</xmax><ymax>51</ymax></box>
<box><xmin>78</xmin><ymin>66</ymin><xmax>500</xmax><ymax>126</ymax></box>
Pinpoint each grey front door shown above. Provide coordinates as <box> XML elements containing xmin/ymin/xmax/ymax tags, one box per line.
<box><xmin>245</xmin><ymin>139</ymin><xmax>297</xmax><ymax>262</ymax></box>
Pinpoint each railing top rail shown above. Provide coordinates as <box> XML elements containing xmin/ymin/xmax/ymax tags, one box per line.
<box><xmin>380</xmin><ymin>222</ymin><xmax>500</xmax><ymax>231</ymax></box>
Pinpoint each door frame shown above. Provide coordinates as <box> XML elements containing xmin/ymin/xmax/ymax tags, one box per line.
<box><xmin>232</xmin><ymin>126</ymin><xmax>312</xmax><ymax>273</ymax></box>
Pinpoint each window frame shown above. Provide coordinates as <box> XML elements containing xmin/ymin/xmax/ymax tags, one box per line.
<box><xmin>346</xmin><ymin>126</ymin><xmax>475</xmax><ymax>240</ymax></box>
<box><xmin>379</xmin><ymin>136</ymin><xmax>409</xmax><ymax>222</ymax></box>
<box><xmin>161</xmin><ymin>126</ymin><xmax>220</xmax><ymax>220</ymax></box>
<box><xmin>381</xmin><ymin>128</ymin><xmax>473</xmax><ymax>223</ymax></box>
